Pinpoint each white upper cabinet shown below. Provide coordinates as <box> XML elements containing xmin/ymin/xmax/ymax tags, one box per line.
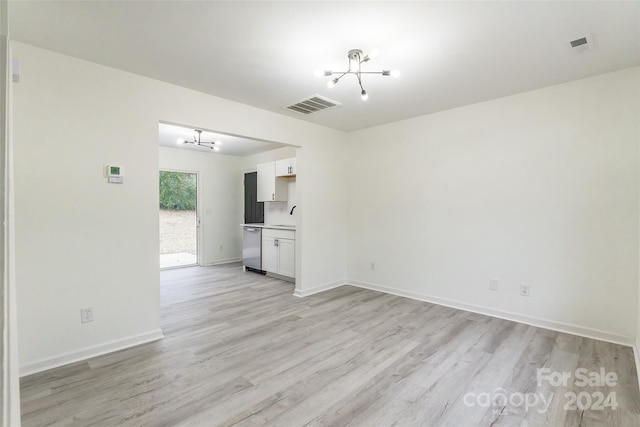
<box><xmin>257</xmin><ymin>161</ymin><xmax>288</xmax><ymax>202</ymax></box>
<box><xmin>276</xmin><ymin>158</ymin><xmax>296</xmax><ymax>177</ymax></box>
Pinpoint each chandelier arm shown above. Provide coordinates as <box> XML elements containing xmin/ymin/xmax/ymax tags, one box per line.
<box><xmin>357</xmin><ymin>76</ymin><xmax>365</xmax><ymax>93</ymax></box>
<box><xmin>327</xmin><ymin>70</ymin><xmax>350</xmax><ymax>86</ymax></box>
<box><xmin>357</xmin><ymin>61</ymin><xmax>364</xmax><ymax>91</ymax></box>
<box><xmin>335</xmin><ymin>71</ymin><xmax>350</xmax><ymax>81</ymax></box>
<box><xmin>326</xmin><ymin>71</ymin><xmax>387</xmax><ymax>75</ymax></box>
<box><xmin>189</xmin><ymin>141</ymin><xmax>215</xmax><ymax>150</ymax></box>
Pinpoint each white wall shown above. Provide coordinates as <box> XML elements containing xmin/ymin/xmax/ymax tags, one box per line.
<box><xmin>1</xmin><ymin>1</ymin><xmax>22</xmax><ymax>423</ymax></box>
<box><xmin>159</xmin><ymin>146</ymin><xmax>242</xmax><ymax>265</ymax></box>
<box><xmin>12</xmin><ymin>42</ymin><xmax>348</xmax><ymax>373</ymax></box>
<box><xmin>348</xmin><ymin>67</ymin><xmax>640</xmax><ymax>343</ymax></box>
<box><xmin>240</xmin><ymin>146</ymin><xmax>297</xmax><ymax>170</ymax></box>
<box><xmin>634</xmin><ymin>100</ymin><xmax>640</xmax><ymax>372</ymax></box>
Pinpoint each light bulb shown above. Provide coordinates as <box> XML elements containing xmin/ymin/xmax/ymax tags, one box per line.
<box><xmin>215</xmin><ymin>140</ymin><xmax>222</xmax><ymax>146</ymax></box>
<box><xmin>368</xmin><ymin>48</ymin><xmax>380</xmax><ymax>58</ymax></box>
<box><xmin>213</xmin><ymin>146</ymin><xmax>220</xmax><ymax>152</ymax></box>
<box><xmin>313</xmin><ymin>70</ymin><xmax>323</xmax><ymax>77</ymax></box>
<box><xmin>177</xmin><ymin>138</ymin><xmax>185</xmax><ymax>144</ymax></box>
<box><xmin>390</xmin><ymin>69</ymin><xmax>400</xmax><ymax>78</ymax></box>
<box><xmin>327</xmin><ymin>78</ymin><xmax>338</xmax><ymax>88</ymax></box>
<box><xmin>361</xmin><ymin>90</ymin><xmax>368</xmax><ymax>101</ymax></box>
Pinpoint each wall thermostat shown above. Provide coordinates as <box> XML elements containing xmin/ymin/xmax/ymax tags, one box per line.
<box><xmin>106</xmin><ymin>165</ymin><xmax>124</xmax><ymax>184</ymax></box>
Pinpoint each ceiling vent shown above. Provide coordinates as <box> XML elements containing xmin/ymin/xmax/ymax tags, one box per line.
<box><xmin>286</xmin><ymin>95</ymin><xmax>341</xmax><ymax>115</ymax></box>
<box><xmin>569</xmin><ymin>34</ymin><xmax>593</xmax><ymax>53</ymax></box>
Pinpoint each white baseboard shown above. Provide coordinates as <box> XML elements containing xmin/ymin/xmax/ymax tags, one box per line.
<box><xmin>634</xmin><ymin>339</ymin><xmax>640</xmax><ymax>390</ymax></box>
<box><xmin>294</xmin><ymin>280</ymin><xmax>345</xmax><ymax>297</ymax></box>
<box><xmin>347</xmin><ymin>279</ymin><xmax>635</xmax><ymax>348</ymax></box>
<box><xmin>203</xmin><ymin>257</ymin><xmax>242</xmax><ymax>267</ymax></box>
<box><xmin>20</xmin><ymin>328</ymin><xmax>164</xmax><ymax>377</ymax></box>
<box><xmin>266</xmin><ymin>271</ymin><xmax>295</xmax><ymax>283</ymax></box>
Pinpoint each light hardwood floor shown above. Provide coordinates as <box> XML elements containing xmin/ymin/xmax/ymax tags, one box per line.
<box><xmin>21</xmin><ymin>264</ymin><xmax>640</xmax><ymax>426</ymax></box>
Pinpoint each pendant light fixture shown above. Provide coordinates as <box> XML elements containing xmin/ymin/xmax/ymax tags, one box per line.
<box><xmin>320</xmin><ymin>49</ymin><xmax>399</xmax><ymax>100</ymax></box>
<box><xmin>177</xmin><ymin>129</ymin><xmax>220</xmax><ymax>151</ymax></box>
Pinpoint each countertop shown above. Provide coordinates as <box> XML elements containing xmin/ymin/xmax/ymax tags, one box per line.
<box><xmin>242</xmin><ymin>223</ymin><xmax>296</xmax><ymax>231</ymax></box>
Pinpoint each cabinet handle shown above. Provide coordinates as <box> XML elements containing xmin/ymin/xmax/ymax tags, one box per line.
<box><xmin>274</xmin><ymin>238</ymin><xmax>279</xmax><ymax>247</ymax></box>
<box><xmin>272</xmin><ymin>193</ymin><xmax>275</xmax><ymax>201</ymax></box>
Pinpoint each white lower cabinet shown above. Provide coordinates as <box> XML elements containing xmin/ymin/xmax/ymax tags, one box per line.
<box><xmin>262</xmin><ymin>228</ymin><xmax>295</xmax><ymax>278</ymax></box>
<box><xmin>262</xmin><ymin>235</ymin><xmax>278</xmax><ymax>273</ymax></box>
<box><xmin>277</xmin><ymin>238</ymin><xmax>295</xmax><ymax>278</ymax></box>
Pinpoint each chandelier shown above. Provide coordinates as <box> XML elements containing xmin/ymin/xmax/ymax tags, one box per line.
<box><xmin>320</xmin><ymin>49</ymin><xmax>399</xmax><ymax>100</ymax></box>
<box><xmin>178</xmin><ymin>129</ymin><xmax>220</xmax><ymax>151</ymax></box>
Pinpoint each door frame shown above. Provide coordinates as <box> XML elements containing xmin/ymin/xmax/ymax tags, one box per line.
<box><xmin>159</xmin><ymin>168</ymin><xmax>202</xmax><ymax>268</ymax></box>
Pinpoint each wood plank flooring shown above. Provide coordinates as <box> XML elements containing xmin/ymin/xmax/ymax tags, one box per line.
<box><xmin>20</xmin><ymin>264</ymin><xmax>640</xmax><ymax>426</ymax></box>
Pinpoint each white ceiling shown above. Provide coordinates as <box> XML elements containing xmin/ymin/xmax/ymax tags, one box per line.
<box><xmin>9</xmin><ymin>1</ymin><xmax>640</xmax><ymax>132</ymax></box>
<box><xmin>158</xmin><ymin>123</ymin><xmax>289</xmax><ymax>157</ymax></box>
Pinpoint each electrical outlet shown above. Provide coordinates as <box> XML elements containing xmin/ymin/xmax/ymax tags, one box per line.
<box><xmin>369</xmin><ymin>262</ymin><xmax>376</xmax><ymax>271</ymax></box>
<box><xmin>520</xmin><ymin>284</ymin><xmax>531</xmax><ymax>297</ymax></box>
<box><xmin>489</xmin><ymin>278</ymin><xmax>499</xmax><ymax>291</ymax></box>
<box><xmin>81</xmin><ymin>307</ymin><xmax>94</xmax><ymax>323</ymax></box>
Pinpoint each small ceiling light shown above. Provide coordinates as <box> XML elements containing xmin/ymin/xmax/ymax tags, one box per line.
<box><xmin>320</xmin><ymin>49</ymin><xmax>397</xmax><ymax>100</ymax></box>
<box><xmin>181</xmin><ymin>129</ymin><xmax>219</xmax><ymax>151</ymax></box>
<box><xmin>177</xmin><ymin>138</ymin><xmax>185</xmax><ymax>144</ymax></box>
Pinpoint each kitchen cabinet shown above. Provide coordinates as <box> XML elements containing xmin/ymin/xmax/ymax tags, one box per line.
<box><xmin>262</xmin><ymin>228</ymin><xmax>295</xmax><ymax>278</ymax></box>
<box><xmin>276</xmin><ymin>158</ymin><xmax>296</xmax><ymax>177</ymax></box>
<box><xmin>277</xmin><ymin>238</ymin><xmax>295</xmax><ymax>278</ymax></box>
<box><xmin>257</xmin><ymin>161</ymin><xmax>287</xmax><ymax>202</ymax></box>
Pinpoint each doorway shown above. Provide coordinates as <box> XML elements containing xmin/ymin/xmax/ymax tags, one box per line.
<box><xmin>159</xmin><ymin>170</ymin><xmax>199</xmax><ymax>269</ymax></box>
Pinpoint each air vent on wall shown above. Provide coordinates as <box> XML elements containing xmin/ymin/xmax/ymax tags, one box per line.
<box><xmin>286</xmin><ymin>95</ymin><xmax>341</xmax><ymax>115</ymax></box>
<box><xmin>569</xmin><ymin>34</ymin><xmax>593</xmax><ymax>53</ymax></box>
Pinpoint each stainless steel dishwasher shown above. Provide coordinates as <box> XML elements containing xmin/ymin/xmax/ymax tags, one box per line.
<box><xmin>242</xmin><ymin>226</ymin><xmax>263</xmax><ymax>272</ymax></box>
